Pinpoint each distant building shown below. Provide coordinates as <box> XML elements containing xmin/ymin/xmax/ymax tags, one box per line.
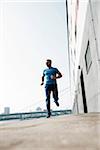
<box><xmin>67</xmin><ymin>0</ymin><xmax>100</xmax><ymax>113</ymax></box>
<box><xmin>36</xmin><ymin>107</ymin><xmax>42</xmax><ymax>112</ymax></box>
<box><xmin>4</xmin><ymin>107</ymin><xmax>10</xmax><ymax>114</ymax></box>
<box><xmin>43</xmin><ymin>109</ymin><xmax>47</xmax><ymax>112</ymax></box>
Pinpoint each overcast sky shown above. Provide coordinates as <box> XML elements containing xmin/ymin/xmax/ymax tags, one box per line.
<box><xmin>0</xmin><ymin>0</ymin><xmax>72</xmax><ymax>113</ymax></box>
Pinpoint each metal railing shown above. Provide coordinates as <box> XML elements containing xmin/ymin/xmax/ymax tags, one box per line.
<box><xmin>0</xmin><ymin>110</ymin><xmax>72</xmax><ymax>121</ymax></box>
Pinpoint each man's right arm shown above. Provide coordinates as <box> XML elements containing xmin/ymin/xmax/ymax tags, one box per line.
<box><xmin>41</xmin><ymin>75</ymin><xmax>44</xmax><ymax>85</ymax></box>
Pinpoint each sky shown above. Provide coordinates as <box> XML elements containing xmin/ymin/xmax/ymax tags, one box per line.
<box><xmin>0</xmin><ymin>0</ymin><xmax>72</xmax><ymax>113</ymax></box>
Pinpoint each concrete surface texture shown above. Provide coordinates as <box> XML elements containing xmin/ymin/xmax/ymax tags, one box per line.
<box><xmin>0</xmin><ymin>113</ymin><xmax>100</xmax><ymax>150</ymax></box>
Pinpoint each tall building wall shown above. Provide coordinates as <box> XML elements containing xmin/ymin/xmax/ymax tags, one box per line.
<box><xmin>90</xmin><ymin>0</ymin><xmax>100</xmax><ymax>112</ymax></box>
<box><xmin>67</xmin><ymin>0</ymin><xmax>100</xmax><ymax>113</ymax></box>
<box><xmin>67</xmin><ymin>0</ymin><xmax>77</xmax><ymax>107</ymax></box>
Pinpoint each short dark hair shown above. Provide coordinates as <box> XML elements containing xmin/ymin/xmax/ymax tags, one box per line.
<box><xmin>46</xmin><ymin>59</ymin><xmax>52</xmax><ymax>63</ymax></box>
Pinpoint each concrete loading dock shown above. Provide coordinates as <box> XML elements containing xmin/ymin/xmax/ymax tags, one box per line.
<box><xmin>0</xmin><ymin>113</ymin><xmax>100</xmax><ymax>150</ymax></box>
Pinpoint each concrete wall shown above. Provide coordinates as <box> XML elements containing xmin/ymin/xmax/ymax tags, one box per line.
<box><xmin>68</xmin><ymin>0</ymin><xmax>100</xmax><ymax>113</ymax></box>
<box><xmin>90</xmin><ymin>0</ymin><xmax>100</xmax><ymax>112</ymax></box>
<box><xmin>67</xmin><ymin>0</ymin><xmax>78</xmax><ymax>107</ymax></box>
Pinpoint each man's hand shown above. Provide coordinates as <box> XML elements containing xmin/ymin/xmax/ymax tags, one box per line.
<box><xmin>51</xmin><ymin>75</ymin><xmax>56</xmax><ymax>80</ymax></box>
<box><xmin>41</xmin><ymin>82</ymin><xmax>44</xmax><ymax>86</ymax></box>
<box><xmin>51</xmin><ymin>73</ymin><xmax>62</xmax><ymax>80</ymax></box>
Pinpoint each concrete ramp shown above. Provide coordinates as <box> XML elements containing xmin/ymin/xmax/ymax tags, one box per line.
<box><xmin>0</xmin><ymin>113</ymin><xmax>100</xmax><ymax>150</ymax></box>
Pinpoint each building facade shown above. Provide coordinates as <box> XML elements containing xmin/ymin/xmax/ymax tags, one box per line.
<box><xmin>4</xmin><ymin>107</ymin><xmax>10</xmax><ymax>114</ymax></box>
<box><xmin>67</xmin><ymin>0</ymin><xmax>100</xmax><ymax>114</ymax></box>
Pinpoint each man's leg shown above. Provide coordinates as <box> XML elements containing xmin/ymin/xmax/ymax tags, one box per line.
<box><xmin>52</xmin><ymin>84</ymin><xmax>59</xmax><ymax>107</ymax></box>
<box><xmin>45</xmin><ymin>85</ymin><xmax>51</xmax><ymax>117</ymax></box>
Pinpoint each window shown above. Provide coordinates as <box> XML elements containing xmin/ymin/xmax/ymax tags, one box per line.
<box><xmin>75</xmin><ymin>0</ymin><xmax>79</xmax><ymax>39</ymax></box>
<box><xmin>85</xmin><ymin>41</ymin><xmax>92</xmax><ymax>73</ymax></box>
<box><xmin>77</xmin><ymin>0</ymin><xmax>79</xmax><ymax>10</ymax></box>
<box><xmin>75</xmin><ymin>24</ymin><xmax>77</xmax><ymax>38</ymax></box>
<box><xmin>73</xmin><ymin>69</ymin><xmax>75</xmax><ymax>83</ymax></box>
<box><xmin>74</xmin><ymin>49</ymin><xmax>76</xmax><ymax>58</ymax></box>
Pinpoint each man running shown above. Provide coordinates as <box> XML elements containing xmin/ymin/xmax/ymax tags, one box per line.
<box><xmin>41</xmin><ymin>59</ymin><xmax>62</xmax><ymax>118</ymax></box>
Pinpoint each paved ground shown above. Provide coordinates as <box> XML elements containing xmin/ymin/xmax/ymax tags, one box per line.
<box><xmin>0</xmin><ymin>113</ymin><xmax>100</xmax><ymax>150</ymax></box>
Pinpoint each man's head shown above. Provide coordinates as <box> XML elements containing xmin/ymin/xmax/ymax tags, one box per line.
<box><xmin>46</xmin><ymin>59</ymin><xmax>52</xmax><ymax>68</ymax></box>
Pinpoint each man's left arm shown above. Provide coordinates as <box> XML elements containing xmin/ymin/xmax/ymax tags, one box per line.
<box><xmin>52</xmin><ymin>69</ymin><xmax>62</xmax><ymax>80</ymax></box>
<box><xmin>56</xmin><ymin>71</ymin><xmax>62</xmax><ymax>79</ymax></box>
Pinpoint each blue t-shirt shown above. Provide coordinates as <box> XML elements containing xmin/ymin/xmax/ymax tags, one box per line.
<box><xmin>43</xmin><ymin>67</ymin><xmax>60</xmax><ymax>85</ymax></box>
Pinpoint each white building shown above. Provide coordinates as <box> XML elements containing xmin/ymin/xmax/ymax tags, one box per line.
<box><xmin>67</xmin><ymin>0</ymin><xmax>100</xmax><ymax>114</ymax></box>
<box><xmin>4</xmin><ymin>107</ymin><xmax>10</xmax><ymax>114</ymax></box>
